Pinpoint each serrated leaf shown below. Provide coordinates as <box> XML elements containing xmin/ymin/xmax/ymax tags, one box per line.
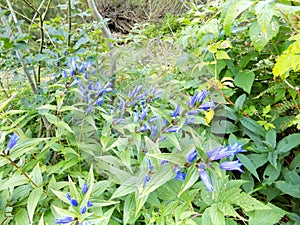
<box><xmin>275</xmin><ymin>181</ymin><xmax>300</xmax><ymax>198</ymax></box>
<box><xmin>247</xmin><ymin>203</ymin><xmax>285</xmax><ymax>225</ymax></box>
<box><xmin>232</xmin><ymin>192</ymin><xmax>269</xmax><ymax>212</ymax></box>
<box><xmin>222</xmin><ymin>0</ymin><xmax>254</xmax><ymax>35</ymax></box>
<box><xmin>273</xmin><ymin>39</ymin><xmax>300</xmax><ymax>77</ymax></box>
<box><xmin>234</xmin><ymin>70</ymin><xmax>255</xmax><ymax>94</ymax></box>
<box><xmin>255</xmin><ymin>1</ymin><xmax>275</xmax><ymax>32</ymax></box>
<box><xmin>210</xmin><ymin>204</ymin><xmax>225</xmax><ymax>225</ymax></box>
<box><xmin>27</xmin><ymin>187</ymin><xmax>43</xmax><ymax>224</ymax></box>
<box><xmin>249</xmin><ymin>20</ymin><xmax>279</xmax><ymax>52</ymax></box>
<box><xmin>216</xmin><ymin>50</ymin><xmax>230</xmax><ymax>59</ymax></box>
<box><xmin>276</xmin><ymin>133</ymin><xmax>300</xmax><ymax>154</ymax></box>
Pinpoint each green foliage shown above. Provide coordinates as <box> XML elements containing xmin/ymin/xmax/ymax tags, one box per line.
<box><xmin>0</xmin><ymin>0</ymin><xmax>300</xmax><ymax>224</ymax></box>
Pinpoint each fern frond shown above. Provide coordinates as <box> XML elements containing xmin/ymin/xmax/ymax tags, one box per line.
<box><xmin>253</xmin><ymin>82</ymin><xmax>285</xmax><ymax>99</ymax></box>
<box><xmin>275</xmin><ymin>99</ymin><xmax>300</xmax><ymax>115</ymax></box>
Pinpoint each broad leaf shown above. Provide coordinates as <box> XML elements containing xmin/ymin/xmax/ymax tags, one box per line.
<box><xmin>249</xmin><ymin>20</ymin><xmax>279</xmax><ymax>52</ymax></box>
<box><xmin>255</xmin><ymin>1</ymin><xmax>275</xmax><ymax>32</ymax></box>
<box><xmin>276</xmin><ymin>133</ymin><xmax>300</xmax><ymax>154</ymax></box>
<box><xmin>234</xmin><ymin>70</ymin><xmax>255</xmax><ymax>94</ymax></box>
<box><xmin>27</xmin><ymin>187</ymin><xmax>43</xmax><ymax>224</ymax></box>
<box><xmin>275</xmin><ymin>181</ymin><xmax>300</xmax><ymax>198</ymax></box>
<box><xmin>247</xmin><ymin>203</ymin><xmax>285</xmax><ymax>225</ymax></box>
<box><xmin>222</xmin><ymin>0</ymin><xmax>254</xmax><ymax>35</ymax></box>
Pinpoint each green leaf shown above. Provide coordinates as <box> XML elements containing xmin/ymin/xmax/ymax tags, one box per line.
<box><xmin>141</xmin><ymin>164</ymin><xmax>174</xmax><ymax>197</ymax></box>
<box><xmin>80</xmin><ymin>166</ymin><xmax>94</xmax><ymax>209</ymax></box>
<box><xmin>69</xmin><ymin>175</ymin><xmax>80</xmax><ymax>202</ymax></box>
<box><xmin>15</xmin><ymin>208</ymin><xmax>29</xmax><ymax>225</ymax></box>
<box><xmin>232</xmin><ymin>192</ymin><xmax>270</xmax><ymax>212</ymax></box>
<box><xmin>263</xmin><ymin>164</ymin><xmax>281</xmax><ymax>184</ymax></box>
<box><xmin>164</xmin><ymin>133</ymin><xmax>181</xmax><ymax>150</ymax></box>
<box><xmin>234</xmin><ymin>94</ymin><xmax>246</xmax><ymax>110</ymax></box>
<box><xmin>27</xmin><ymin>187</ymin><xmax>43</xmax><ymax>224</ymax></box>
<box><xmin>30</xmin><ymin>163</ymin><xmax>43</xmax><ymax>187</ymax></box>
<box><xmin>265</xmin><ymin>129</ymin><xmax>276</xmax><ymax>149</ymax></box>
<box><xmin>255</xmin><ymin>1</ymin><xmax>275</xmax><ymax>32</ymax></box>
<box><xmin>57</xmin><ymin>121</ymin><xmax>75</xmax><ymax>134</ymax></box>
<box><xmin>44</xmin><ymin>113</ymin><xmax>57</xmax><ymax>125</ymax></box>
<box><xmin>267</xmin><ymin>152</ymin><xmax>278</xmax><ymax>169</ymax></box>
<box><xmin>202</xmin><ymin>207</ymin><xmax>213</xmax><ymax>225</ymax></box>
<box><xmin>210</xmin><ymin>204</ymin><xmax>225</xmax><ymax>225</ymax></box>
<box><xmin>123</xmin><ymin>194</ymin><xmax>136</xmax><ymax>225</ymax></box>
<box><xmin>238</xmin><ymin>154</ymin><xmax>260</xmax><ymax>181</ymax></box>
<box><xmin>273</xmin><ymin>39</ymin><xmax>300</xmax><ymax>77</ymax></box>
<box><xmin>74</xmin><ymin>36</ymin><xmax>89</xmax><ymax>49</ymax></box>
<box><xmin>240</xmin><ymin>117</ymin><xmax>266</xmax><ymax>137</ymax></box>
<box><xmin>51</xmin><ymin>189</ymin><xmax>70</xmax><ymax>204</ymax></box>
<box><xmin>110</xmin><ymin>178</ymin><xmax>137</xmax><ymax>199</ymax></box>
<box><xmin>234</xmin><ymin>70</ymin><xmax>255</xmax><ymax>94</ymax></box>
<box><xmin>222</xmin><ymin>0</ymin><xmax>254</xmax><ymax>35</ymax></box>
<box><xmin>145</xmin><ymin>136</ymin><xmax>161</xmax><ymax>154</ymax></box>
<box><xmin>0</xmin><ymin>175</ymin><xmax>28</xmax><ymax>191</ymax></box>
<box><xmin>216</xmin><ymin>50</ymin><xmax>230</xmax><ymax>60</ymax></box>
<box><xmin>135</xmin><ymin>192</ymin><xmax>149</xmax><ymax>217</ymax></box>
<box><xmin>276</xmin><ymin>133</ymin><xmax>300</xmax><ymax>154</ymax></box>
<box><xmin>178</xmin><ymin>166</ymin><xmax>199</xmax><ymax>197</ymax></box>
<box><xmin>148</xmin><ymin>153</ymin><xmax>186</xmax><ymax>166</ymax></box>
<box><xmin>9</xmin><ymin>138</ymin><xmax>49</xmax><ymax>160</ymax></box>
<box><xmin>275</xmin><ymin>181</ymin><xmax>300</xmax><ymax>198</ymax></box>
<box><xmin>211</xmin><ymin>120</ymin><xmax>238</xmax><ymax>134</ymax></box>
<box><xmin>249</xmin><ymin>20</ymin><xmax>279</xmax><ymax>52</ymax></box>
<box><xmin>0</xmin><ymin>92</ymin><xmax>17</xmax><ymax>113</ymax></box>
<box><xmin>247</xmin><ymin>203</ymin><xmax>285</xmax><ymax>225</ymax></box>
<box><xmin>38</xmin><ymin>213</ymin><xmax>44</xmax><ymax>225</ymax></box>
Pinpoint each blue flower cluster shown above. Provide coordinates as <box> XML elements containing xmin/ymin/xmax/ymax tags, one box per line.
<box><xmin>113</xmin><ymin>88</ymin><xmax>214</xmax><ymax>142</ymax></box>
<box><xmin>2</xmin><ymin>133</ymin><xmax>20</xmax><ymax>155</ymax></box>
<box><xmin>174</xmin><ymin>143</ymin><xmax>246</xmax><ymax>192</ymax></box>
<box><xmin>60</xmin><ymin>58</ymin><xmax>112</xmax><ymax>113</ymax></box>
<box><xmin>55</xmin><ymin>183</ymin><xmax>93</xmax><ymax>224</ymax></box>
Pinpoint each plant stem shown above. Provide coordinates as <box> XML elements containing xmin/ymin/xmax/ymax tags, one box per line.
<box><xmin>4</xmin><ymin>155</ymin><xmax>39</xmax><ymax>188</ymax></box>
<box><xmin>67</xmin><ymin>0</ymin><xmax>71</xmax><ymax>47</ymax></box>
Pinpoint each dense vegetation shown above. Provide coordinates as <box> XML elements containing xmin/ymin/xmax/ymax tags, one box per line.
<box><xmin>0</xmin><ymin>0</ymin><xmax>300</xmax><ymax>224</ymax></box>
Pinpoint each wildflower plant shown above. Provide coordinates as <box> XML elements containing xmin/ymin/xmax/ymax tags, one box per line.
<box><xmin>52</xmin><ymin>167</ymin><xmax>95</xmax><ymax>224</ymax></box>
<box><xmin>2</xmin><ymin>0</ymin><xmax>300</xmax><ymax>224</ymax></box>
